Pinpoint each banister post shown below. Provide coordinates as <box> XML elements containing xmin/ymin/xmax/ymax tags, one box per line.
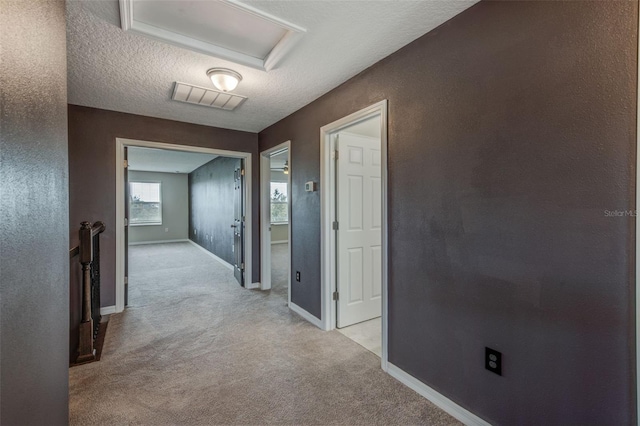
<box><xmin>77</xmin><ymin>221</ymin><xmax>95</xmax><ymax>363</ymax></box>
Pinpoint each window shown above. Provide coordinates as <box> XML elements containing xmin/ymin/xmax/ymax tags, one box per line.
<box><xmin>270</xmin><ymin>182</ymin><xmax>288</xmax><ymax>223</ymax></box>
<box><xmin>129</xmin><ymin>182</ymin><xmax>162</xmax><ymax>225</ymax></box>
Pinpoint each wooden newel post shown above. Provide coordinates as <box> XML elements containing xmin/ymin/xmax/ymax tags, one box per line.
<box><xmin>77</xmin><ymin>221</ymin><xmax>95</xmax><ymax>362</ymax></box>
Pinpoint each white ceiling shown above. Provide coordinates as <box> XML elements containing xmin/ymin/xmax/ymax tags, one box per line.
<box><xmin>128</xmin><ymin>146</ymin><xmax>217</xmax><ymax>173</ymax></box>
<box><xmin>270</xmin><ymin>149</ymin><xmax>288</xmax><ymax>169</ymax></box>
<box><xmin>66</xmin><ymin>0</ymin><xmax>477</xmax><ymax>133</ymax></box>
<box><xmin>270</xmin><ymin>150</ymin><xmax>289</xmax><ymax>182</ymax></box>
<box><xmin>343</xmin><ymin>116</ymin><xmax>381</xmax><ymax>138</ymax></box>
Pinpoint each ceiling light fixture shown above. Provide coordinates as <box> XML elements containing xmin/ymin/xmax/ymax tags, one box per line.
<box><xmin>283</xmin><ymin>160</ymin><xmax>289</xmax><ymax>175</ymax></box>
<box><xmin>206</xmin><ymin>68</ymin><xmax>242</xmax><ymax>92</ymax></box>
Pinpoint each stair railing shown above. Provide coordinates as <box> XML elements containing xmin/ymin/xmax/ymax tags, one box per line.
<box><xmin>76</xmin><ymin>221</ymin><xmax>106</xmax><ymax>363</ymax></box>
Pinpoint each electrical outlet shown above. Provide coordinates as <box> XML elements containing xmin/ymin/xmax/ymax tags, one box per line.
<box><xmin>165</xmin><ymin>227</ymin><xmax>169</xmax><ymax>232</ymax></box>
<box><xmin>485</xmin><ymin>347</ymin><xmax>502</xmax><ymax>376</ymax></box>
<box><xmin>296</xmin><ymin>271</ymin><xmax>301</xmax><ymax>282</ymax></box>
<box><xmin>194</xmin><ymin>229</ymin><xmax>197</xmax><ymax>235</ymax></box>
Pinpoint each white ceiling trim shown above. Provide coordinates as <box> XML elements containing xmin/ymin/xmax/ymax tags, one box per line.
<box><xmin>118</xmin><ymin>0</ymin><xmax>306</xmax><ymax>71</ymax></box>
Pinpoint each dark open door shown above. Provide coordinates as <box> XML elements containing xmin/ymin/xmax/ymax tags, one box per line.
<box><xmin>124</xmin><ymin>146</ymin><xmax>129</xmax><ymax>306</ymax></box>
<box><xmin>233</xmin><ymin>161</ymin><xmax>245</xmax><ymax>286</ymax></box>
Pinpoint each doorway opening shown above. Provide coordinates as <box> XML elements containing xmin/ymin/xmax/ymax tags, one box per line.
<box><xmin>260</xmin><ymin>141</ymin><xmax>292</xmax><ymax>306</ymax></box>
<box><xmin>115</xmin><ymin>138</ymin><xmax>253</xmax><ymax>313</ymax></box>
<box><xmin>320</xmin><ymin>101</ymin><xmax>388</xmax><ymax>369</ymax></box>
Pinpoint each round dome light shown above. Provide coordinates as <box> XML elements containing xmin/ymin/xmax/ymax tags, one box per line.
<box><xmin>206</xmin><ymin>68</ymin><xmax>242</xmax><ymax>92</ymax></box>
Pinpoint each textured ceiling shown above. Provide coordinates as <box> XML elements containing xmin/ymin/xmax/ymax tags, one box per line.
<box><xmin>66</xmin><ymin>0</ymin><xmax>477</xmax><ymax>132</ymax></box>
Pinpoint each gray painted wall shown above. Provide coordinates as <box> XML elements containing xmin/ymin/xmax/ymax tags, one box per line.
<box><xmin>129</xmin><ymin>171</ymin><xmax>189</xmax><ymax>243</ymax></box>
<box><xmin>189</xmin><ymin>157</ymin><xmax>240</xmax><ymax>265</ymax></box>
<box><xmin>259</xmin><ymin>2</ymin><xmax>637</xmax><ymax>424</ymax></box>
<box><xmin>0</xmin><ymin>0</ymin><xmax>70</xmax><ymax>423</ymax></box>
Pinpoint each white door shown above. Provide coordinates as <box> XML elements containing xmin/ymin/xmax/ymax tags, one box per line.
<box><xmin>336</xmin><ymin>132</ymin><xmax>382</xmax><ymax>328</ymax></box>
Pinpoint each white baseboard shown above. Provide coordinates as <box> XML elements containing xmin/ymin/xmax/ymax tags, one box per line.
<box><xmin>246</xmin><ymin>282</ymin><xmax>260</xmax><ymax>289</ymax></box>
<box><xmin>289</xmin><ymin>302</ymin><xmax>324</xmax><ymax>329</ymax></box>
<box><xmin>271</xmin><ymin>240</ymin><xmax>288</xmax><ymax>245</ymax></box>
<box><xmin>129</xmin><ymin>239</ymin><xmax>189</xmax><ymax>246</ymax></box>
<box><xmin>187</xmin><ymin>240</ymin><xmax>234</xmax><ymax>271</ymax></box>
<box><xmin>100</xmin><ymin>305</ymin><xmax>116</xmax><ymax>315</ymax></box>
<box><xmin>386</xmin><ymin>363</ymin><xmax>490</xmax><ymax>426</ymax></box>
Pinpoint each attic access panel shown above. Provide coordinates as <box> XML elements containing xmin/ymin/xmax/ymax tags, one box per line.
<box><xmin>119</xmin><ymin>0</ymin><xmax>306</xmax><ymax>71</ymax></box>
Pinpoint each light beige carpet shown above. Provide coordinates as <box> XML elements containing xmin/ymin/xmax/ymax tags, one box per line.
<box><xmin>69</xmin><ymin>242</ymin><xmax>460</xmax><ymax>425</ymax></box>
<box><xmin>270</xmin><ymin>242</ymin><xmax>289</xmax><ymax>302</ymax></box>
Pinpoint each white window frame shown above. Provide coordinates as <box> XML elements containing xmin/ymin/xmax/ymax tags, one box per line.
<box><xmin>270</xmin><ymin>181</ymin><xmax>289</xmax><ymax>225</ymax></box>
<box><xmin>129</xmin><ymin>181</ymin><xmax>162</xmax><ymax>226</ymax></box>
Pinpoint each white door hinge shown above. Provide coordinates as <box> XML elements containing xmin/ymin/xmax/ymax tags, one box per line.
<box><xmin>124</xmin><ymin>160</ymin><xmax>128</xmax><ymax>168</ymax></box>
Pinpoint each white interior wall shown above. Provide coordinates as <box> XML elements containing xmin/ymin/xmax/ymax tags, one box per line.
<box><xmin>271</xmin><ymin>224</ymin><xmax>288</xmax><ymax>243</ymax></box>
<box><xmin>270</xmin><ymin>170</ymin><xmax>288</xmax><ymax>183</ymax></box>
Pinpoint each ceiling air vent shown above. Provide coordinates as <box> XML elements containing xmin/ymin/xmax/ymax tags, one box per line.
<box><xmin>171</xmin><ymin>82</ymin><xmax>247</xmax><ymax>111</ymax></box>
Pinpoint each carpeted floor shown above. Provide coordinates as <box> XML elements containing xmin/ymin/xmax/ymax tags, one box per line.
<box><xmin>270</xmin><ymin>242</ymin><xmax>289</xmax><ymax>301</ymax></box>
<box><xmin>69</xmin><ymin>242</ymin><xmax>460</xmax><ymax>425</ymax></box>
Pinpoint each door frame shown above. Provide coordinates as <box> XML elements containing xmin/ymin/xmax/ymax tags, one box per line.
<box><xmin>636</xmin><ymin>6</ymin><xmax>639</xmax><ymax>423</ymax></box>
<box><xmin>115</xmin><ymin>137</ymin><xmax>254</xmax><ymax>313</ymax></box>
<box><xmin>320</xmin><ymin>100</ymin><xmax>388</xmax><ymax>370</ymax></box>
<box><xmin>260</xmin><ymin>141</ymin><xmax>292</xmax><ymax>305</ymax></box>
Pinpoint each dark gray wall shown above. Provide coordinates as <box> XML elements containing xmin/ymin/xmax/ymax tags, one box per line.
<box><xmin>0</xmin><ymin>0</ymin><xmax>70</xmax><ymax>424</ymax></box>
<box><xmin>189</xmin><ymin>157</ymin><xmax>240</xmax><ymax>265</ymax></box>
<box><xmin>259</xmin><ymin>1</ymin><xmax>638</xmax><ymax>424</ymax></box>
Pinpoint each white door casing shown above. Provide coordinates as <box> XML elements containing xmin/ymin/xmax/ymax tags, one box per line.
<box><xmin>260</xmin><ymin>141</ymin><xmax>292</xmax><ymax>306</ymax></box>
<box><xmin>115</xmin><ymin>137</ymin><xmax>254</xmax><ymax>312</ymax></box>
<box><xmin>336</xmin><ymin>132</ymin><xmax>382</xmax><ymax>328</ymax></box>
<box><xmin>319</xmin><ymin>99</ymin><xmax>388</xmax><ymax>365</ymax></box>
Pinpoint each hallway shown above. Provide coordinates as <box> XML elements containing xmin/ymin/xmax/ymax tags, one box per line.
<box><xmin>69</xmin><ymin>242</ymin><xmax>458</xmax><ymax>425</ymax></box>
